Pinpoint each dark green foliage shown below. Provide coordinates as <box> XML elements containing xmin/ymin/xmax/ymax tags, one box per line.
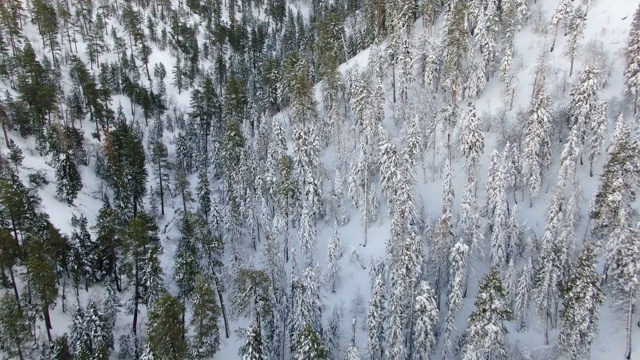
<box><xmin>16</xmin><ymin>42</ymin><xmax>56</xmax><ymax>138</ymax></box>
<box><xmin>232</xmin><ymin>268</ymin><xmax>271</xmax><ymax>327</ymax></box>
<box><xmin>558</xmin><ymin>246</ymin><xmax>605</xmax><ymax>359</ymax></box>
<box><xmin>239</xmin><ymin>323</ymin><xmax>264</xmax><ymax>360</ymax></box>
<box><xmin>7</xmin><ymin>138</ymin><xmax>23</xmax><ymax>170</ymax></box>
<box><xmin>146</xmin><ymin>292</ymin><xmax>188</xmax><ymax>359</ymax></box>
<box><xmin>55</xmin><ymin>152</ymin><xmax>82</xmax><ymax>204</ymax></box>
<box><xmin>190</xmin><ymin>275</ymin><xmax>221</xmax><ymax>359</ymax></box>
<box><xmin>92</xmin><ymin>199</ymin><xmax>124</xmax><ymax>288</ymax></box>
<box><xmin>104</xmin><ymin>120</ymin><xmax>147</xmax><ymax>219</ymax></box>
<box><xmin>25</xmin><ymin>241</ymin><xmax>59</xmax><ymax>342</ymax></box>
<box><xmin>122</xmin><ymin>213</ymin><xmax>163</xmax><ymax>334</ymax></box>
<box><xmin>294</xmin><ymin>322</ymin><xmax>329</xmax><ymax>360</ymax></box>
<box><xmin>51</xmin><ymin>334</ymin><xmax>73</xmax><ymax>360</ymax></box>
<box><xmin>27</xmin><ymin>170</ymin><xmax>48</xmax><ymax>188</ymax></box>
<box><xmin>69</xmin><ymin>214</ymin><xmax>96</xmax><ymax>292</ymax></box>
<box><xmin>190</xmin><ymin>75</ymin><xmax>222</xmax><ymax>143</ymax></box>
<box><xmin>149</xmin><ymin>117</ymin><xmax>170</xmax><ymax>216</ymax></box>
<box><xmin>174</xmin><ymin>212</ymin><xmax>200</xmax><ymax>301</ymax></box>
<box><xmin>0</xmin><ymin>292</ymin><xmax>31</xmax><ymax>359</ymax></box>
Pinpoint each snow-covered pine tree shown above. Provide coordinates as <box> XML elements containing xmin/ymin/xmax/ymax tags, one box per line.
<box><xmin>443</xmin><ymin>240</ymin><xmax>469</xmax><ymax>358</ymax></box>
<box><xmin>506</xmin><ymin>205</ymin><xmax>522</xmax><ymax>263</ymax></box>
<box><xmin>190</xmin><ymin>275</ymin><xmax>220</xmax><ymax>359</ymax></box>
<box><xmin>384</xmin><ymin>287</ymin><xmax>407</xmax><ymax>360</ymax></box>
<box><xmin>294</xmin><ymin>322</ymin><xmax>328</xmax><ymax>360</ymax></box>
<box><xmin>461</xmin><ymin>268</ymin><xmax>513</xmax><ymax>360</ymax></box>
<box><xmin>474</xmin><ymin>0</ymin><xmax>500</xmax><ymax>81</ymax></box>
<box><xmin>326</xmin><ymin>222</ymin><xmax>343</xmax><ymax>293</ymax></box>
<box><xmin>239</xmin><ymin>322</ymin><xmax>264</xmax><ymax>360</ymax></box>
<box><xmin>558</xmin><ymin>185</ymin><xmax>581</xmax><ymax>276</ymax></box>
<box><xmin>174</xmin><ymin>212</ymin><xmax>200</xmax><ymax>302</ymax></box>
<box><xmin>522</xmin><ymin>85</ymin><xmax>552</xmax><ymax>205</ymax></box>
<box><xmin>485</xmin><ymin>149</ymin><xmax>502</xmax><ymax>216</ymax></box>
<box><xmin>557</xmin><ymin>246</ymin><xmax>604</xmax><ymax>360</ymax></box>
<box><xmin>624</xmin><ymin>3</ymin><xmax>640</xmax><ymax>117</ymax></box>
<box><xmin>504</xmin><ymin>259</ymin><xmax>517</xmax><ymax>308</ymax></box>
<box><xmin>534</xmin><ymin>190</ymin><xmax>564</xmax><ymax>345</ymax></box>
<box><xmin>588</xmin><ymin>101</ymin><xmax>608</xmax><ymax>177</ymax></box>
<box><xmin>55</xmin><ymin>151</ymin><xmax>82</xmax><ymax>204</ymax></box>
<box><xmin>591</xmin><ymin>116</ymin><xmax>639</xmax><ymax>239</ymax></box>
<box><xmin>299</xmin><ymin>202</ymin><xmax>317</xmax><ymax>266</ymax></box>
<box><xmin>514</xmin><ymin>256</ymin><xmax>534</xmax><ymax>330</ymax></box>
<box><xmin>564</xmin><ymin>6</ymin><xmax>586</xmax><ymax>77</ymax></box>
<box><xmin>569</xmin><ymin>67</ymin><xmax>600</xmax><ymax>163</ymax></box>
<box><xmin>69</xmin><ymin>213</ymin><xmax>96</xmax><ymax>296</ymax></box>
<box><xmin>464</xmin><ymin>39</ymin><xmax>487</xmax><ymax>100</ymax></box>
<box><xmin>549</xmin><ymin>0</ymin><xmax>575</xmax><ymax>52</ymax></box>
<box><xmin>431</xmin><ymin>158</ymin><xmax>455</xmax><ymax>309</ymax></box>
<box><xmin>367</xmin><ymin>273</ymin><xmax>385</xmax><ymax>360</ymax></box>
<box><xmin>412</xmin><ymin>281</ymin><xmax>438</xmax><ymax>360</ymax></box>
<box><xmin>491</xmin><ymin>151</ymin><xmax>509</xmax><ymax>268</ymax></box>
<box><xmin>459</xmin><ymin>103</ymin><xmax>484</xmax><ymax>180</ymax></box>
<box><xmin>326</xmin><ymin>306</ymin><xmax>342</xmax><ymax>360</ymax></box>
<box><xmin>343</xmin><ymin>318</ymin><xmax>360</xmax><ymax>360</ymax></box>
<box><xmin>442</xmin><ymin>1</ymin><xmax>468</xmax><ymax>103</ymax></box>
<box><xmin>605</xmin><ymin>208</ymin><xmax>640</xmax><ymax>360</ymax></box>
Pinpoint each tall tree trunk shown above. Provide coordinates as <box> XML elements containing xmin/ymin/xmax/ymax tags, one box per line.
<box><xmin>626</xmin><ymin>300</ymin><xmax>633</xmax><ymax>360</ymax></box>
<box><xmin>43</xmin><ymin>305</ymin><xmax>52</xmax><ymax>342</ymax></box>
<box><xmin>213</xmin><ymin>272</ymin><xmax>230</xmax><ymax>338</ymax></box>
<box><xmin>9</xmin><ymin>267</ymin><xmax>20</xmax><ymax>311</ymax></box>
<box><xmin>132</xmin><ymin>259</ymin><xmax>139</xmax><ymax>335</ymax></box>
<box><xmin>158</xmin><ymin>163</ymin><xmax>165</xmax><ymax>215</ymax></box>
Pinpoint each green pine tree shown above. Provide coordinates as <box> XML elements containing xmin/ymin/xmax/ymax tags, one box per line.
<box><xmin>146</xmin><ymin>292</ymin><xmax>188</xmax><ymax>360</ymax></box>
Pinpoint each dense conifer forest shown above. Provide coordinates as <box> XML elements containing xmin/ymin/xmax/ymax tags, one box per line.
<box><xmin>0</xmin><ymin>0</ymin><xmax>639</xmax><ymax>359</ymax></box>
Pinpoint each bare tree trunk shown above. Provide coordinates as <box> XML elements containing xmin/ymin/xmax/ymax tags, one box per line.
<box><xmin>43</xmin><ymin>305</ymin><xmax>52</xmax><ymax>342</ymax></box>
<box><xmin>9</xmin><ymin>267</ymin><xmax>21</xmax><ymax>311</ymax></box>
<box><xmin>213</xmin><ymin>272</ymin><xmax>230</xmax><ymax>338</ymax></box>
<box><xmin>626</xmin><ymin>300</ymin><xmax>633</xmax><ymax>360</ymax></box>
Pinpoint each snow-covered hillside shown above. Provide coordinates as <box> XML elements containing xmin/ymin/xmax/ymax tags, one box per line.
<box><xmin>1</xmin><ymin>0</ymin><xmax>640</xmax><ymax>359</ymax></box>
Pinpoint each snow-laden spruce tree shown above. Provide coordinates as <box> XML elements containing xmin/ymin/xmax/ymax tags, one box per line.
<box><xmin>367</xmin><ymin>273</ymin><xmax>386</xmax><ymax>360</ymax></box>
<box><xmin>294</xmin><ymin>322</ymin><xmax>328</xmax><ymax>360</ymax></box>
<box><xmin>443</xmin><ymin>240</ymin><xmax>469</xmax><ymax>358</ymax></box>
<box><xmin>514</xmin><ymin>256</ymin><xmax>534</xmax><ymax>330</ymax></box>
<box><xmin>557</xmin><ymin>246</ymin><xmax>604</xmax><ymax>360</ymax></box>
<box><xmin>605</xmin><ymin>208</ymin><xmax>640</xmax><ymax>360</ymax></box>
<box><xmin>522</xmin><ymin>84</ymin><xmax>552</xmax><ymax>205</ymax></box>
<box><xmin>442</xmin><ymin>1</ymin><xmax>468</xmax><ymax>103</ymax></box>
<box><xmin>485</xmin><ymin>149</ymin><xmax>502</xmax><ymax>216</ymax></box>
<box><xmin>534</xmin><ymin>190</ymin><xmax>564</xmax><ymax>345</ymax></box>
<box><xmin>299</xmin><ymin>202</ymin><xmax>317</xmax><ymax>266</ymax></box>
<box><xmin>461</xmin><ymin>267</ymin><xmax>513</xmax><ymax>360</ymax></box>
<box><xmin>564</xmin><ymin>6</ymin><xmax>587</xmax><ymax>77</ymax></box>
<box><xmin>569</xmin><ymin>67</ymin><xmax>600</xmax><ymax>145</ymax></box>
<box><xmin>344</xmin><ymin>319</ymin><xmax>360</xmax><ymax>360</ymax></box>
<box><xmin>549</xmin><ymin>0</ymin><xmax>575</xmax><ymax>52</ymax></box>
<box><xmin>412</xmin><ymin>281</ymin><xmax>438</xmax><ymax>360</ymax></box>
<box><xmin>474</xmin><ymin>0</ymin><xmax>500</xmax><ymax>81</ymax></box>
<box><xmin>385</xmin><ymin>286</ymin><xmax>408</xmax><ymax>360</ymax></box>
<box><xmin>588</xmin><ymin>101</ymin><xmax>608</xmax><ymax>177</ymax></box>
<box><xmin>326</xmin><ymin>222</ymin><xmax>343</xmax><ymax>293</ymax></box>
<box><xmin>504</xmin><ymin>259</ymin><xmax>517</xmax><ymax>308</ymax></box>
<box><xmin>431</xmin><ymin>158</ymin><xmax>455</xmax><ymax>309</ymax></box>
<box><xmin>624</xmin><ymin>3</ymin><xmax>640</xmax><ymax>117</ymax></box>
<box><xmin>190</xmin><ymin>275</ymin><xmax>220</xmax><ymax>359</ymax></box>
<box><xmin>459</xmin><ymin>102</ymin><xmax>484</xmax><ymax>181</ymax></box>
<box><xmin>491</xmin><ymin>150</ymin><xmax>510</xmax><ymax>268</ymax></box>
<box><xmin>591</xmin><ymin>115</ymin><xmax>639</xmax><ymax>239</ymax></box>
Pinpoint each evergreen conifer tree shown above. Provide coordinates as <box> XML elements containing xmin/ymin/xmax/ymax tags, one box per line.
<box><xmin>461</xmin><ymin>268</ymin><xmax>513</xmax><ymax>360</ymax></box>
